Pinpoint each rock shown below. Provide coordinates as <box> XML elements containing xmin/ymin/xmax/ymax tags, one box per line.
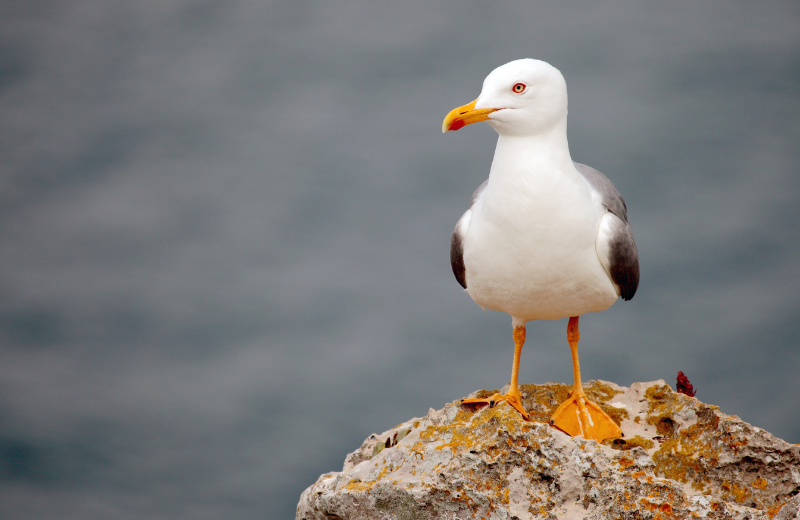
<box><xmin>297</xmin><ymin>380</ymin><xmax>800</xmax><ymax>519</ymax></box>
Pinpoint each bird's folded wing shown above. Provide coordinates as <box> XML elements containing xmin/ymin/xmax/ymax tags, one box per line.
<box><xmin>450</xmin><ymin>179</ymin><xmax>488</xmax><ymax>289</ymax></box>
<box><xmin>575</xmin><ymin>163</ymin><xmax>640</xmax><ymax>301</ymax></box>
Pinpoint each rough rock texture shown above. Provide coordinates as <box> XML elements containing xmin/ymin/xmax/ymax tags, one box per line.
<box><xmin>297</xmin><ymin>380</ymin><xmax>800</xmax><ymax>519</ymax></box>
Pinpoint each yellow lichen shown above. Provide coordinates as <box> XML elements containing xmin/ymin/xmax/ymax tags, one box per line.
<box><xmin>721</xmin><ymin>480</ymin><xmax>751</xmax><ymax>504</ymax></box>
<box><xmin>344</xmin><ymin>465</ymin><xmax>391</xmax><ymax>492</ymax></box>
<box><xmin>605</xmin><ymin>435</ymin><xmax>655</xmax><ymax>451</ymax></box>
<box><xmin>767</xmin><ymin>500</ymin><xmax>788</xmax><ymax>518</ymax></box>
<box><xmin>640</xmin><ymin>382</ymin><xmax>786</xmax><ymax>510</ymax></box>
<box><xmin>619</xmin><ymin>457</ymin><xmax>635</xmax><ymax>470</ymax></box>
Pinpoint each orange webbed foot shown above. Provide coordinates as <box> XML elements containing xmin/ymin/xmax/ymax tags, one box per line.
<box><xmin>549</xmin><ymin>391</ymin><xmax>622</xmax><ymax>442</ymax></box>
<box><xmin>461</xmin><ymin>390</ymin><xmax>531</xmax><ymax>421</ymax></box>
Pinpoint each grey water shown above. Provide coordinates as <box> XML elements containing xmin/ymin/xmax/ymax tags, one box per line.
<box><xmin>1</xmin><ymin>1</ymin><xmax>799</xmax><ymax>518</ymax></box>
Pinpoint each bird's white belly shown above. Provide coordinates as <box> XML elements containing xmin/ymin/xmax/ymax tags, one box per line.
<box><xmin>463</xmin><ymin>186</ymin><xmax>618</xmax><ymax>321</ymax></box>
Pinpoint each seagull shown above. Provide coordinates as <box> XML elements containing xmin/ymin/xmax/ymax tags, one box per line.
<box><xmin>442</xmin><ymin>59</ymin><xmax>639</xmax><ymax>442</ymax></box>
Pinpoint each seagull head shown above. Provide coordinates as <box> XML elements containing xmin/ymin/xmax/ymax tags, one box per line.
<box><xmin>442</xmin><ymin>59</ymin><xmax>568</xmax><ymax>137</ymax></box>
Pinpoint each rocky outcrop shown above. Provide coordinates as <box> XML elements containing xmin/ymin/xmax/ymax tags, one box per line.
<box><xmin>297</xmin><ymin>380</ymin><xmax>800</xmax><ymax>519</ymax></box>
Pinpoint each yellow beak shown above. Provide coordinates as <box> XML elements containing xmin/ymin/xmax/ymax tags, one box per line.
<box><xmin>442</xmin><ymin>99</ymin><xmax>498</xmax><ymax>133</ymax></box>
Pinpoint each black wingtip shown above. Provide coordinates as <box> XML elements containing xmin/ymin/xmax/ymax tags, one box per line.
<box><xmin>450</xmin><ymin>231</ymin><xmax>467</xmax><ymax>289</ymax></box>
<box><xmin>618</xmin><ymin>262</ymin><xmax>640</xmax><ymax>301</ymax></box>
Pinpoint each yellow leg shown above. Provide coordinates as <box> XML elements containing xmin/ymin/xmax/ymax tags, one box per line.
<box><xmin>549</xmin><ymin>316</ymin><xmax>622</xmax><ymax>442</ymax></box>
<box><xmin>461</xmin><ymin>326</ymin><xmax>530</xmax><ymax>420</ymax></box>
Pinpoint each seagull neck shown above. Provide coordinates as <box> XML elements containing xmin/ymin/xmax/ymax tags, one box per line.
<box><xmin>493</xmin><ymin>120</ymin><xmax>576</xmax><ymax>179</ymax></box>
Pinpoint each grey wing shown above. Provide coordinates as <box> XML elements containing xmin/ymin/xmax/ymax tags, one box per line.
<box><xmin>574</xmin><ymin>162</ymin><xmax>640</xmax><ymax>301</ymax></box>
<box><xmin>450</xmin><ymin>179</ymin><xmax>488</xmax><ymax>289</ymax></box>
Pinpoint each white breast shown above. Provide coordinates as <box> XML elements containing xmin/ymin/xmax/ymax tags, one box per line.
<box><xmin>462</xmin><ymin>142</ymin><xmax>618</xmax><ymax>322</ymax></box>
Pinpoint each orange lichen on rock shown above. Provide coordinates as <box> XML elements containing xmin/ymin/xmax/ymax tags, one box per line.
<box><xmin>298</xmin><ymin>380</ymin><xmax>800</xmax><ymax>520</ymax></box>
<box><xmin>639</xmin><ymin>381</ymin><xmax>800</xmax><ymax>512</ymax></box>
<box><xmin>619</xmin><ymin>457</ymin><xmax>635</xmax><ymax>469</ymax></box>
<box><xmin>606</xmin><ymin>435</ymin><xmax>655</xmax><ymax>451</ymax></box>
<box><xmin>721</xmin><ymin>481</ymin><xmax>752</xmax><ymax>504</ymax></box>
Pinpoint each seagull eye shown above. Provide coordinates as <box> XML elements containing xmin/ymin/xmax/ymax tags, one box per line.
<box><xmin>512</xmin><ymin>83</ymin><xmax>526</xmax><ymax>93</ymax></box>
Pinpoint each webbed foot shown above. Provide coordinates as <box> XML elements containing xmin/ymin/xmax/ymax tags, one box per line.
<box><xmin>461</xmin><ymin>388</ymin><xmax>531</xmax><ymax>421</ymax></box>
<box><xmin>549</xmin><ymin>391</ymin><xmax>622</xmax><ymax>442</ymax></box>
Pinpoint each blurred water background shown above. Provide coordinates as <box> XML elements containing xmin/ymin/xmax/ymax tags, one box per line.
<box><xmin>1</xmin><ymin>1</ymin><xmax>799</xmax><ymax>518</ymax></box>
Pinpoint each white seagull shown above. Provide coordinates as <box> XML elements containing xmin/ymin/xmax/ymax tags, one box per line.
<box><xmin>442</xmin><ymin>59</ymin><xmax>639</xmax><ymax>442</ymax></box>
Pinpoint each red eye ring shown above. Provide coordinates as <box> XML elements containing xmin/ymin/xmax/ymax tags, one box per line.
<box><xmin>512</xmin><ymin>82</ymin><xmax>526</xmax><ymax>93</ymax></box>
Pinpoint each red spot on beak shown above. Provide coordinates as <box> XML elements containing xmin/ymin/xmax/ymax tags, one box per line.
<box><xmin>448</xmin><ymin>119</ymin><xmax>466</xmax><ymax>132</ymax></box>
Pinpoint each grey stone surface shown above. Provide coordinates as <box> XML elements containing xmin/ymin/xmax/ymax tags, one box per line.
<box><xmin>775</xmin><ymin>495</ymin><xmax>800</xmax><ymax>520</ymax></box>
<box><xmin>297</xmin><ymin>380</ymin><xmax>800</xmax><ymax>519</ymax></box>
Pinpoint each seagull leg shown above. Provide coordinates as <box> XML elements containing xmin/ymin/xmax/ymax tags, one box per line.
<box><xmin>549</xmin><ymin>316</ymin><xmax>622</xmax><ymax>442</ymax></box>
<box><xmin>461</xmin><ymin>326</ymin><xmax>531</xmax><ymax>420</ymax></box>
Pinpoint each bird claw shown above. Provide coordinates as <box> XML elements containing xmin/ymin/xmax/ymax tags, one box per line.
<box><xmin>461</xmin><ymin>392</ymin><xmax>530</xmax><ymax>420</ymax></box>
